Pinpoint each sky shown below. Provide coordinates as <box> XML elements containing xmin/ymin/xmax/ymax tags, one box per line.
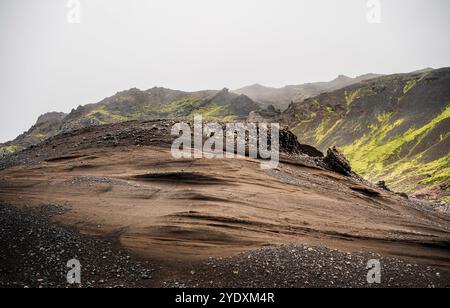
<box><xmin>0</xmin><ymin>0</ymin><xmax>449</xmax><ymax>142</ymax></box>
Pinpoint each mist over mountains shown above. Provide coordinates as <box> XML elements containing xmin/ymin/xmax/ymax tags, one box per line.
<box><xmin>234</xmin><ymin>73</ymin><xmax>383</xmax><ymax>110</ymax></box>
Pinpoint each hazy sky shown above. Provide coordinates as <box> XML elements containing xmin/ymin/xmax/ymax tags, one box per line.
<box><xmin>1</xmin><ymin>0</ymin><xmax>449</xmax><ymax>142</ymax></box>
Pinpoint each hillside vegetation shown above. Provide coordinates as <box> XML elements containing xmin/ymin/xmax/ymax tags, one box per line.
<box><xmin>281</xmin><ymin>68</ymin><xmax>450</xmax><ymax>198</ymax></box>
<box><xmin>0</xmin><ymin>88</ymin><xmax>258</xmax><ymax>155</ymax></box>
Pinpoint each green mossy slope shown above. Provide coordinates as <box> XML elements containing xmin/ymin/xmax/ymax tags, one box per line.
<box><xmin>284</xmin><ymin>68</ymin><xmax>450</xmax><ymax>199</ymax></box>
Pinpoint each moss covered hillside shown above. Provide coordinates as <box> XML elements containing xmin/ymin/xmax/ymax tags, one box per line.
<box><xmin>283</xmin><ymin>68</ymin><xmax>450</xmax><ymax>198</ymax></box>
<box><xmin>0</xmin><ymin>88</ymin><xmax>258</xmax><ymax>155</ymax></box>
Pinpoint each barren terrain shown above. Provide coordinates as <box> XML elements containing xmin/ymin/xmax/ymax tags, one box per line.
<box><xmin>1</xmin><ymin>120</ymin><xmax>449</xmax><ymax>287</ymax></box>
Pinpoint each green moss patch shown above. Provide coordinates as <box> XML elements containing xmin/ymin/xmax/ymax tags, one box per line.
<box><xmin>342</xmin><ymin>106</ymin><xmax>450</xmax><ymax>192</ymax></box>
<box><xmin>403</xmin><ymin>79</ymin><xmax>417</xmax><ymax>95</ymax></box>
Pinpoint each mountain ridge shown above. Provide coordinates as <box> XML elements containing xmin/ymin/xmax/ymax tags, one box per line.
<box><xmin>0</xmin><ymin>87</ymin><xmax>259</xmax><ymax>154</ymax></box>
<box><xmin>233</xmin><ymin>73</ymin><xmax>383</xmax><ymax>110</ymax></box>
<box><xmin>1</xmin><ymin>68</ymin><xmax>448</xmax><ymax>201</ymax></box>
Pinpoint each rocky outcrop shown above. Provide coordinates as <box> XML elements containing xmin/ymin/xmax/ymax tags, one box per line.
<box><xmin>376</xmin><ymin>181</ymin><xmax>392</xmax><ymax>192</ymax></box>
<box><xmin>324</xmin><ymin>147</ymin><xmax>352</xmax><ymax>176</ymax></box>
<box><xmin>279</xmin><ymin>129</ymin><xmax>323</xmax><ymax>157</ymax></box>
<box><xmin>208</xmin><ymin>88</ymin><xmax>261</xmax><ymax>118</ymax></box>
<box><xmin>0</xmin><ymin>112</ymin><xmax>67</xmax><ymax>155</ymax></box>
<box><xmin>35</xmin><ymin>112</ymin><xmax>67</xmax><ymax>126</ymax></box>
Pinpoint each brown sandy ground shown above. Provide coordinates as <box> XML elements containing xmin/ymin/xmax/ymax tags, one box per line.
<box><xmin>0</xmin><ymin>120</ymin><xmax>449</xmax><ymax>287</ymax></box>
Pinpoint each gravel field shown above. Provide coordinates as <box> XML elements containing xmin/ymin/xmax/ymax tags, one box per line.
<box><xmin>165</xmin><ymin>245</ymin><xmax>450</xmax><ymax>288</ymax></box>
<box><xmin>0</xmin><ymin>204</ymin><xmax>155</xmax><ymax>288</ymax></box>
<box><xmin>1</xmin><ymin>204</ymin><xmax>449</xmax><ymax>288</ymax></box>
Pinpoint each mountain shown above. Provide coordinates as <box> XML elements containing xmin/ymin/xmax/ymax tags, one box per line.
<box><xmin>0</xmin><ymin>87</ymin><xmax>259</xmax><ymax>155</ymax></box>
<box><xmin>61</xmin><ymin>87</ymin><xmax>258</xmax><ymax>132</ymax></box>
<box><xmin>280</xmin><ymin>68</ymin><xmax>450</xmax><ymax>200</ymax></box>
<box><xmin>0</xmin><ymin>74</ymin><xmax>383</xmax><ymax>155</ymax></box>
<box><xmin>1</xmin><ymin>68</ymin><xmax>449</xmax><ymax>202</ymax></box>
<box><xmin>0</xmin><ymin>112</ymin><xmax>67</xmax><ymax>155</ymax></box>
<box><xmin>233</xmin><ymin>73</ymin><xmax>382</xmax><ymax>110</ymax></box>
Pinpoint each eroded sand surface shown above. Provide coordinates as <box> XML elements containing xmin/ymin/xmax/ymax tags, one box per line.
<box><xmin>1</xmin><ymin>145</ymin><xmax>449</xmax><ymax>268</ymax></box>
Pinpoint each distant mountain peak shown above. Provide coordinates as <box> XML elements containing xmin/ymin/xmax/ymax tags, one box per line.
<box><xmin>411</xmin><ymin>67</ymin><xmax>435</xmax><ymax>74</ymax></box>
<box><xmin>358</xmin><ymin>73</ymin><xmax>378</xmax><ymax>78</ymax></box>
<box><xmin>36</xmin><ymin>112</ymin><xmax>67</xmax><ymax>126</ymax></box>
<box><xmin>123</xmin><ymin>87</ymin><xmax>141</xmax><ymax>93</ymax></box>
<box><xmin>234</xmin><ymin>72</ymin><xmax>385</xmax><ymax>110</ymax></box>
<box><xmin>248</xmin><ymin>83</ymin><xmax>268</xmax><ymax>89</ymax></box>
<box><xmin>147</xmin><ymin>86</ymin><xmax>172</xmax><ymax>92</ymax></box>
<box><xmin>335</xmin><ymin>74</ymin><xmax>351</xmax><ymax>80</ymax></box>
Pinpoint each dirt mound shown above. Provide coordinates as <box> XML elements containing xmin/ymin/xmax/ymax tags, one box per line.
<box><xmin>0</xmin><ymin>120</ymin><xmax>326</xmax><ymax>170</ymax></box>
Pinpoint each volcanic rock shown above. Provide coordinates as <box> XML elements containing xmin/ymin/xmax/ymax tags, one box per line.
<box><xmin>324</xmin><ymin>147</ymin><xmax>352</xmax><ymax>176</ymax></box>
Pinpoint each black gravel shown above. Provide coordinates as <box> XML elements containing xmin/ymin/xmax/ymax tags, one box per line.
<box><xmin>0</xmin><ymin>204</ymin><xmax>156</xmax><ymax>288</ymax></box>
<box><xmin>1</xmin><ymin>204</ymin><xmax>449</xmax><ymax>289</ymax></box>
<box><xmin>164</xmin><ymin>245</ymin><xmax>450</xmax><ymax>288</ymax></box>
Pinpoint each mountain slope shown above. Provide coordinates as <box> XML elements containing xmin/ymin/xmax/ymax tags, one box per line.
<box><xmin>1</xmin><ymin>69</ymin><xmax>448</xmax><ymax>202</ymax></box>
<box><xmin>0</xmin><ymin>112</ymin><xmax>66</xmax><ymax>155</ymax></box>
<box><xmin>234</xmin><ymin>73</ymin><xmax>382</xmax><ymax>110</ymax></box>
<box><xmin>0</xmin><ymin>74</ymin><xmax>382</xmax><ymax>155</ymax></box>
<box><xmin>61</xmin><ymin>87</ymin><xmax>258</xmax><ymax>131</ymax></box>
<box><xmin>281</xmin><ymin>68</ymin><xmax>450</xmax><ymax>199</ymax></box>
<box><xmin>1</xmin><ymin>88</ymin><xmax>259</xmax><ymax>155</ymax></box>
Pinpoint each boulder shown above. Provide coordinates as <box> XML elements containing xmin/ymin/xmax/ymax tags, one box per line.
<box><xmin>376</xmin><ymin>181</ymin><xmax>392</xmax><ymax>192</ymax></box>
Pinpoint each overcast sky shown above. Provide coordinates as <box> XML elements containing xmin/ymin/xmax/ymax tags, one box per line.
<box><xmin>1</xmin><ymin>0</ymin><xmax>449</xmax><ymax>142</ymax></box>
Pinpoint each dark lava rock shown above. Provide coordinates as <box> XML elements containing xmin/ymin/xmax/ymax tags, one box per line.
<box><xmin>0</xmin><ymin>204</ymin><xmax>156</xmax><ymax>288</ymax></box>
<box><xmin>279</xmin><ymin>129</ymin><xmax>324</xmax><ymax>158</ymax></box>
<box><xmin>164</xmin><ymin>245</ymin><xmax>450</xmax><ymax>288</ymax></box>
<box><xmin>376</xmin><ymin>181</ymin><xmax>392</xmax><ymax>192</ymax></box>
<box><xmin>396</xmin><ymin>192</ymin><xmax>409</xmax><ymax>199</ymax></box>
<box><xmin>324</xmin><ymin>147</ymin><xmax>352</xmax><ymax>176</ymax></box>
